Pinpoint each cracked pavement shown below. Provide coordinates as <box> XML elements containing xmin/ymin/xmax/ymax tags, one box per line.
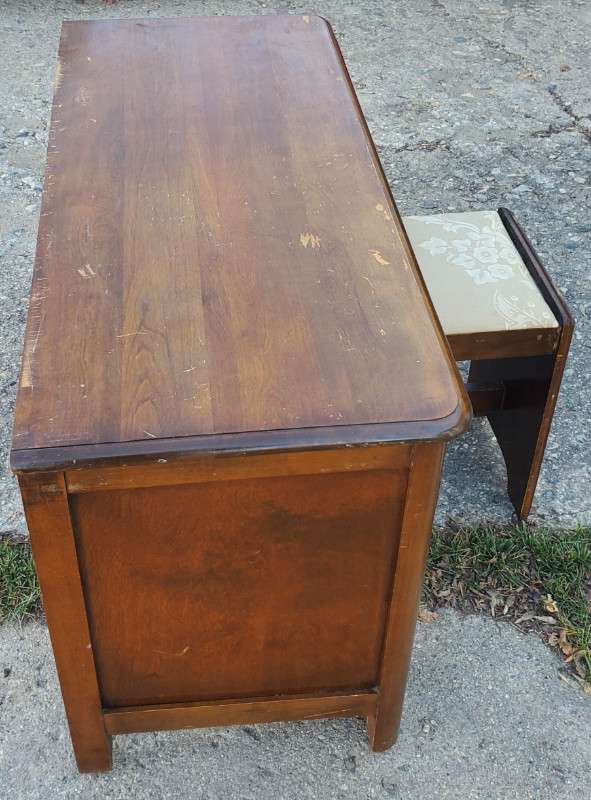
<box><xmin>0</xmin><ymin>1</ymin><xmax>590</xmax><ymax>796</ymax></box>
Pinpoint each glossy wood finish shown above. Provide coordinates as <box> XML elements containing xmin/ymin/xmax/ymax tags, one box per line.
<box><xmin>12</xmin><ymin>15</ymin><xmax>470</xmax><ymax>771</ymax></box>
<box><xmin>11</xmin><ymin>14</ymin><xmax>465</xmax><ymax>462</ymax></box>
<box><xmin>10</xmin><ymin>414</ymin><xmax>465</xmax><ymax>474</ymax></box>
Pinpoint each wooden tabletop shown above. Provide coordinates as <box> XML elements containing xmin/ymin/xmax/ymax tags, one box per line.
<box><xmin>12</xmin><ymin>15</ymin><xmax>468</xmax><ymax>466</ymax></box>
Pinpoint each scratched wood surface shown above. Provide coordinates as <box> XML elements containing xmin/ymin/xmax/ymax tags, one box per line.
<box><xmin>12</xmin><ymin>14</ymin><xmax>465</xmax><ymax>457</ymax></box>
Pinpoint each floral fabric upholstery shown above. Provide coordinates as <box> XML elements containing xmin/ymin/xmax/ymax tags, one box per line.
<box><xmin>402</xmin><ymin>211</ymin><xmax>558</xmax><ymax>335</ymax></box>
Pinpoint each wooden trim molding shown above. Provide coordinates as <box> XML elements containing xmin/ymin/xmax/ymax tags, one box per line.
<box><xmin>104</xmin><ymin>691</ymin><xmax>377</xmax><ymax>736</ymax></box>
<box><xmin>64</xmin><ymin>445</ymin><xmax>411</xmax><ymax>493</ymax></box>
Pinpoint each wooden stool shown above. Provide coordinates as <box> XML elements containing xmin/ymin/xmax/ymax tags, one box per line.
<box><xmin>403</xmin><ymin>208</ymin><xmax>573</xmax><ymax>520</ymax></box>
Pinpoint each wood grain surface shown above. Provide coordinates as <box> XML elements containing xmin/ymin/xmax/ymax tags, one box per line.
<box><xmin>64</xmin><ymin>444</ymin><xmax>411</xmax><ymax>493</ymax></box>
<box><xmin>12</xmin><ymin>14</ymin><xmax>466</xmax><ymax>459</ymax></box>
<box><xmin>70</xmin><ymin>467</ymin><xmax>406</xmax><ymax>707</ymax></box>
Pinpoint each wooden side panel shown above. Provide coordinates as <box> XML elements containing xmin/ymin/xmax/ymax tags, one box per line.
<box><xmin>468</xmin><ymin>353</ymin><xmax>566</xmax><ymax>519</ymax></box>
<box><xmin>70</xmin><ymin>468</ymin><xmax>407</xmax><ymax>708</ymax></box>
<box><xmin>104</xmin><ymin>691</ymin><xmax>377</xmax><ymax>736</ymax></box>
<box><xmin>18</xmin><ymin>472</ymin><xmax>112</xmax><ymax>773</ymax></box>
<box><xmin>368</xmin><ymin>442</ymin><xmax>445</xmax><ymax>751</ymax></box>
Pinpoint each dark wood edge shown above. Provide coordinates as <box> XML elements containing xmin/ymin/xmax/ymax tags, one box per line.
<box><xmin>497</xmin><ymin>208</ymin><xmax>574</xmax><ymax>339</ymax></box>
<box><xmin>495</xmin><ymin>209</ymin><xmax>574</xmax><ymax>519</ymax></box>
<box><xmin>11</xmin><ymin>401</ymin><xmax>470</xmax><ymax>474</ymax></box>
<box><xmin>103</xmin><ymin>691</ymin><xmax>377</xmax><ymax>736</ymax></box>
<box><xmin>447</xmin><ymin>327</ymin><xmax>559</xmax><ymax>362</ymax></box>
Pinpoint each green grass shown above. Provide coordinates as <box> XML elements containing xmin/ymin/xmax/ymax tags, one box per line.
<box><xmin>425</xmin><ymin>524</ymin><xmax>591</xmax><ymax>686</ymax></box>
<box><xmin>0</xmin><ymin>540</ymin><xmax>41</xmax><ymax>621</ymax></box>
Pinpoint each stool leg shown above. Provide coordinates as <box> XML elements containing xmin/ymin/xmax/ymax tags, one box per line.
<box><xmin>468</xmin><ymin>349</ymin><xmax>565</xmax><ymax>520</ymax></box>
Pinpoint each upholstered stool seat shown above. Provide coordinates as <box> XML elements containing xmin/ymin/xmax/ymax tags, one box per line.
<box><xmin>402</xmin><ymin>208</ymin><xmax>573</xmax><ymax>519</ymax></box>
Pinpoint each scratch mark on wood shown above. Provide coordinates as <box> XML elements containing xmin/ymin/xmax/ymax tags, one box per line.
<box><xmin>74</xmin><ymin>87</ymin><xmax>89</xmax><ymax>106</ymax></box>
<box><xmin>154</xmin><ymin>646</ymin><xmax>190</xmax><ymax>657</ymax></box>
<box><xmin>370</xmin><ymin>250</ymin><xmax>390</xmax><ymax>266</ymax></box>
<box><xmin>53</xmin><ymin>57</ymin><xmax>63</xmax><ymax>91</ymax></box>
<box><xmin>44</xmin><ymin>227</ymin><xmax>54</xmax><ymax>259</ymax></box>
<box><xmin>375</xmin><ymin>203</ymin><xmax>392</xmax><ymax>221</ymax></box>
<box><xmin>30</xmin><ymin>310</ymin><xmax>46</xmax><ymax>354</ymax></box>
<box><xmin>21</xmin><ymin>357</ymin><xmax>33</xmax><ymax>389</ymax></box>
<box><xmin>77</xmin><ymin>264</ymin><xmax>96</xmax><ymax>278</ymax></box>
<box><xmin>302</xmin><ymin>710</ymin><xmax>350</xmax><ymax>719</ymax></box>
<box><xmin>300</xmin><ymin>232</ymin><xmax>321</xmax><ymax>249</ymax></box>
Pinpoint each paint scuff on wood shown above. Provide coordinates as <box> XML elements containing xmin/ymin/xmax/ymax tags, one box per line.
<box><xmin>300</xmin><ymin>233</ymin><xmax>321</xmax><ymax>249</ymax></box>
<box><xmin>53</xmin><ymin>57</ymin><xmax>63</xmax><ymax>91</ymax></box>
<box><xmin>77</xmin><ymin>264</ymin><xmax>96</xmax><ymax>278</ymax></box>
<box><xmin>375</xmin><ymin>203</ymin><xmax>392</xmax><ymax>221</ymax></box>
<box><xmin>370</xmin><ymin>250</ymin><xmax>390</xmax><ymax>266</ymax></box>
